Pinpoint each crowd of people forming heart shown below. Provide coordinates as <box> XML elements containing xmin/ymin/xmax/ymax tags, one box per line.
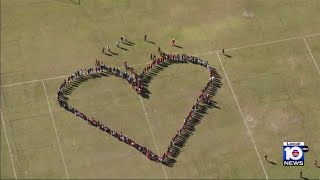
<box><xmin>57</xmin><ymin>50</ymin><xmax>216</xmax><ymax>165</ymax></box>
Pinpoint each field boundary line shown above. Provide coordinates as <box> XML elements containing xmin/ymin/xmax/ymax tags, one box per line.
<box><xmin>193</xmin><ymin>32</ymin><xmax>320</xmax><ymax>56</ymax></box>
<box><xmin>1</xmin><ymin>112</ymin><xmax>18</xmax><ymax>180</ymax></box>
<box><xmin>225</xmin><ymin>32</ymin><xmax>320</xmax><ymax>52</ymax></box>
<box><xmin>0</xmin><ymin>63</ymin><xmax>150</xmax><ymax>88</ymax></box>
<box><xmin>216</xmin><ymin>52</ymin><xmax>269</xmax><ymax>180</ymax></box>
<box><xmin>139</xmin><ymin>96</ymin><xmax>168</xmax><ymax>179</ymax></box>
<box><xmin>1</xmin><ymin>79</ymin><xmax>42</xmax><ymax>88</ymax></box>
<box><xmin>303</xmin><ymin>38</ymin><xmax>320</xmax><ymax>75</ymax></box>
<box><xmin>1</xmin><ymin>32</ymin><xmax>320</xmax><ymax>88</ymax></box>
<box><xmin>41</xmin><ymin>80</ymin><xmax>69</xmax><ymax>180</ymax></box>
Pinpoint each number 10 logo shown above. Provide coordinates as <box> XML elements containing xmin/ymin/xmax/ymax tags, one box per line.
<box><xmin>283</xmin><ymin>142</ymin><xmax>305</xmax><ymax>166</ymax></box>
<box><xmin>284</xmin><ymin>146</ymin><xmax>303</xmax><ymax>160</ymax></box>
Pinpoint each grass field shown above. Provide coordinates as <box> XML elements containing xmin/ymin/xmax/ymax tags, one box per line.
<box><xmin>1</xmin><ymin>0</ymin><xmax>320</xmax><ymax>179</ymax></box>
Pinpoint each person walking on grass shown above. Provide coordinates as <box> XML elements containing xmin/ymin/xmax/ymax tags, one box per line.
<box><xmin>124</xmin><ymin>61</ymin><xmax>128</xmax><ymax>70</ymax></box>
<box><xmin>144</xmin><ymin>34</ymin><xmax>147</xmax><ymax>41</ymax></box>
<box><xmin>300</xmin><ymin>171</ymin><xmax>303</xmax><ymax>178</ymax></box>
<box><xmin>161</xmin><ymin>153</ymin><xmax>166</xmax><ymax>161</ymax></box>
<box><xmin>315</xmin><ymin>160</ymin><xmax>317</xmax><ymax>166</ymax></box>
<box><xmin>172</xmin><ymin>38</ymin><xmax>175</xmax><ymax>46</ymax></box>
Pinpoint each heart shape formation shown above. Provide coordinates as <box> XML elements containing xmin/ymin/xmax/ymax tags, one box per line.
<box><xmin>57</xmin><ymin>51</ymin><xmax>222</xmax><ymax>167</ymax></box>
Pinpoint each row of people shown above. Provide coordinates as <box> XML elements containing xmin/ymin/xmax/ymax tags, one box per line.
<box><xmin>57</xmin><ymin>61</ymin><xmax>163</xmax><ymax>163</ymax></box>
<box><xmin>139</xmin><ymin>51</ymin><xmax>216</xmax><ymax>162</ymax></box>
<box><xmin>123</xmin><ymin>62</ymin><xmax>143</xmax><ymax>94</ymax></box>
<box><xmin>57</xmin><ymin>51</ymin><xmax>217</xmax><ymax>164</ymax></box>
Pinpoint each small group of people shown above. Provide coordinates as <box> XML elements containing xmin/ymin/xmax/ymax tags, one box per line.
<box><xmin>150</xmin><ymin>53</ymin><xmax>157</xmax><ymax>61</ymax></box>
<box><xmin>57</xmin><ymin>49</ymin><xmax>217</xmax><ymax>165</ymax></box>
<box><xmin>57</xmin><ymin>60</ymin><xmax>108</xmax><ymax>98</ymax></box>
<box><xmin>108</xmin><ymin>64</ymin><xmax>142</xmax><ymax>95</ymax></box>
<box><xmin>102</xmin><ymin>35</ymin><xmax>128</xmax><ymax>54</ymax></box>
<box><xmin>123</xmin><ymin>61</ymin><xmax>143</xmax><ymax>94</ymax></box>
<box><xmin>141</xmin><ymin>51</ymin><xmax>212</xmax><ymax>80</ymax></box>
<box><xmin>117</xmin><ymin>35</ymin><xmax>128</xmax><ymax>47</ymax></box>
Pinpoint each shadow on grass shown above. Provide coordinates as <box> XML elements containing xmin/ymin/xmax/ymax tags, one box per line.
<box><xmin>123</xmin><ymin>41</ymin><xmax>135</xmax><ymax>46</ymax></box>
<box><xmin>173</xmin><ymin>45</ymin><xmax>183</xmax><ymax>49</ymax></box>
<box><xmin>139</xmin><ymin>60</ymin><xmax>223</xmax><ymax>167</ymax></box>
<box><xmin>266</xmin><ymin>160</ymin><xmax>277</xmax><ymax>165</ymax></box>
<box><xmin>145</xmin><ymin>40</ymin><xmax>156</xmax><ymax>44</ymax></box>
<box><xmin>110</xmin><ymin>51</ymin><xmax>118</xmax><ymax>56</ymax></box>
<box><xmin>124</xmin><ymin>40</ymin><xmax>135</xmax><ymax>46</ymax></box>
<box><xmin>58</xmin><ymin>56</ymin><xmax>223</xmax><ymax>167</ymax></box>
<box><xmin>103</xmin><ymin>52</ymin><xmax>113</xmax><ymax>56</ymax></box>
<box><xmin>222</xmin><ymin>53</ymin><xmax>233</xmax><ymax>58</ymax></box>
<box><xmin>118</xmin><ymin>46</ymin><xmax>128</xmax><ymax>51</ymax></box>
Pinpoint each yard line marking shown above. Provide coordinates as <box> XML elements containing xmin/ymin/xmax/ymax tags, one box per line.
<box><xmin>44</xmin><ymin>75</ymin><xmax>68</xmax><ymax>81</ymax></box>
<box><xmin>193</xmin><ymin>32</ymin><xmax>320</xmax><ymax>56</ymax></box>
<box><xmin>225</xmin><ymin>33</ymin><xmax>319</xmax><ymax>52</ymax></box>
<box><xmin>0</xmin><ymin>63</ymin><xmax>151</xmax><ymax>88</ymax></box>
<box><xmin>216</xmin><ymin>52</ymin><xmax>269</xmax><ymax>180</ymax></box>
<box><xmin>304</xmin><ymin>32</ymin><xmax>320</xmax><ymax>38</ymax></box>
<box><xmin>139</xmin><ymin>96</ymin><xmax>168</xmax><ymax>180</ymax></box>
<box><xmin>2</xmin><ymin>32</ymin><xmax>320</xmax><ymax>88</ymax></box>
<box><xmin>0</xmin><ymin>79</ymin><xmax>41</xmax><ymax>88</ymax></box>
<box><xmin>42</xmin><ymin>81</ymin><xmax>69</xmax><ymax>180</ymax></box>
<box><xmin>303</xmin><ymin>38</ymin><xmax>320</xmax><ymax>75</ymax></box>
<box><xmin>1</xmin><ymin>112</ymin><xmax>18</xmax><ymax>180</ymax></box>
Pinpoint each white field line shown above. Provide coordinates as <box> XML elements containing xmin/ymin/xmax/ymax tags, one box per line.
<box><xmin>303</xmin><ymin>38</ymin><xmax>320</xmax><ymax>75</ymax></box>
<box><xmin>193</xmin><ymin>32</ymin><xmax>320</xmax><ymax>56</ymax></box>
<box><xmin>139</xmin><ymin>96</ymin><xmax>168</xmax><ymax>180</ymax></box>
<box><xmin>41</xmin><ymin>81</ymin><xmax>69</xmax><ymax>180</ymax></box>
<box><xmin>0</xmin><ymin>79</ymin><xmax>42</xmax><ymax>88</ymax></box>
<box><xmin>1</xmin><ymin>32</ymin><xmax>320</xmax><ymax>88</ymax></box>
<box><xmin>225</xmin><ymin>33</ymin><xmax>320</xmax><ymax>52</ymax></box>
<box><xmin>216</xmin><ymin>52</ymin><xmax>269</xmax><ymax>180</ymax></box>
<box><xmin>1</xmin><ymin>112</ymin><xmax>18</xmax><ymax>180</ymax></box>
<box><xmin>0</xmin><ymin>63</ymin><xmax>150</xmax><ymax>88</ymax></box>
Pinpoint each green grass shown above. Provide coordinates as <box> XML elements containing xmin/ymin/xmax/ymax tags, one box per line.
<box><xmin>306</xmin><ymin>36</ymin><xmax>320</xmax><ymax>67</ymax></box>
<box><xmin>1</xmin><ymin>0</ymin><xmax>320</xmax><ymax>179</ymax></box>
<box><xmin>1</xmin><ymin>83</ymin><xmax>67</xmax><ymax>179</ymax></box>
<box><xmin>1</xmin><ymin>119</ymin><xmax>16</xmax><ymax>179</ymax></box>
<box><xmin>218</xmin><ymin>38</ymin><xmax>320</xmax><ymax>179</ymax></box>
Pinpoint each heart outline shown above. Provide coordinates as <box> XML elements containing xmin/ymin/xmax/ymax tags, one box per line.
<box><xmin>57</xmin><ymin>51</ymin><xmax>222</xmax><ymax>167</ymax></box>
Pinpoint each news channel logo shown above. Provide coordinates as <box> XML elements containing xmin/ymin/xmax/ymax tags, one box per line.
<box><xmin>283</xmin><ymin>142</ymin><xmax>309</xmax><ymax>166</ymax></box>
